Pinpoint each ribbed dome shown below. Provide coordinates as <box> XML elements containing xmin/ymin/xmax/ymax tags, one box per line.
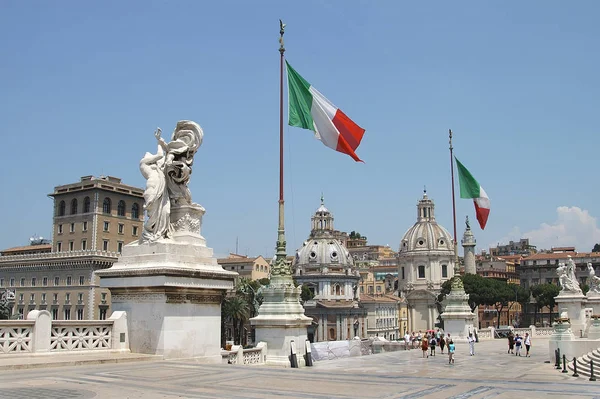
<box><xmin>293</xmin><ymin>198</ymin><xmax>355</xmax><ymax>275</ymax></box>
<box><xmin>399</xmin><ymin>191</ymin><xmax>454</xmax><ymax>255</ymax></box>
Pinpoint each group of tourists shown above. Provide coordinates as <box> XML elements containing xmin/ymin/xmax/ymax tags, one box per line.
<box><xmin>507</xmin><ymin>331</ymin><xmax>532</xmax><ymax>357</ymax></box>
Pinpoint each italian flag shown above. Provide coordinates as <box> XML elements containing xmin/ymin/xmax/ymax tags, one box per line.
<box><xmin>455</xmin><ymin>157</ymin><xmax>490</xmax><ymax>230</ymax></box>
<box><xmin>286</xmin><ymin>61</ymin><xmax>365</xmax><ymax>162</ymax></box>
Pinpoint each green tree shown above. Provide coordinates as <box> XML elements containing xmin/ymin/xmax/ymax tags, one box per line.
<box><xmin>530</xmin><ymin>283</ymin><xmax>560</xmax><ymax>325</ymax></box>
<box><xmin>222</xmin><ymin>296</ymin><xmax>250</xmax><ymax>345</ymax></box>
<box><xmin>593</xmin><ymin>243</ymin><xmax>600</xmax><ymax>253</ymax></box>
<box><xmin>300</xmin><ymin>284</ymin><xmax>315</xmax><ymax>302</ymax></box>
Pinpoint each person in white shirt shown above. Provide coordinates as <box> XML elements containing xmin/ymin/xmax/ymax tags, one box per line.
<box><xmin>524</xmin><ymin>333</ymin><xmax>532</xmax><ymax>357</ymax></box>
<box><xmin>404</xmin><ymin>332</ymin><xmax>411</xmax><ymax>349</ymax></box>
<box><xmin>468</xmin><ymin>332</ymin><xmax>475</xmax><ymax>356</ymax></box>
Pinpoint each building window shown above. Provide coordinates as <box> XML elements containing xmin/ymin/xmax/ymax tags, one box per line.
<box><xmin>99</xmin><ymin>308</ymin><xmax>107</xmax><ymax>320</ymax></box>
<box><xmin>117</xmin><ymin>242</ymin><xmax>123</xmax><ymax>253</ymax></box>
<box><xmin>52</xmin><ymin>308</ymin><xmax>58</xmax><ymax>320</ymax></box>
<box><xmin>53</xmin><ymin>293</ymin><xmax>58</xmax><ymax>302</ymax></box>
<box><xmin>58</xmin><ymin>224</ymin><xmax>63</xmax><ymax>234</ymax></box>
<box><xmin>65</xmin><ymin>293</ymin><xmax>71</xmax><ymax>303</ymax></box>
<box><xmin>30</xmin><ymin>293</ymin><xmax>35</xmax><ymax>303</ymax></box>
<box><xmin>401</xmin><ymin>267</ymin><xmax>405</xmax><ymax>280</ymax></box>
<box><xmin>54</xmin><ymin>277</ymin><xmax>59</xmax><ymax>286</ymax></box>
<box><xmin>442</xmin><ymin>264</ymin><xmax>448</xmax><ymax>278</ymax></box>
<box><xmin>103</xmin><ymin>240</ymin><xmax>109</xmax><ymax>251</ymax></box>
<box><xmin>19</xmin><ymin>293</ymin><xmax>24</xmax><ymax>302</ymax></box>
<box><xmin>132</xmin><ymin>203</ymin><xmax>140</xmax><ymax>219</ymax></box>
<box><xmin>0</xmin><ymin>279</ymin><xmax>3</xmax><ymax>287</ymax></box>
<box><xmin>117</xmin><ymin>200</ymin><xmax>126</xmax><ymax>217</ymax></box>
<box><xmin>79</xmin><ymin>276</ymin><xmax>85</xmax><ymax>286</ymax></box>
<box><xmin>418</xmin><ymin>265</ymin><xmax>426</xmax><ymax>279</ymax></box>
<box><xmin>71</xmin><ymin>198</ymin><xmax>78</xmax><ymax>215</ymax></box>
<box><xmin>70</xmin><ymin>223</ymin><xmax>75</xmax><ymax>233</ymax></box>
<box><xmin>132</xmin><ymin>226</ymin><xmax>139</xmax><ymax>236</ymax></box>
<box><xmin>83</xmin><ymin>196</ymin><xmax>91</xmax><ymax>213</ymax></box>
<box><xmin>101</xmin><ymin>292</ymin><xmax>107</xmax><ymax>303</ymax></box>
<box><xmin>20</xmin><ymin>278</ymin><xmax>25</xmax><ymax>287</ymax></box>
<box><xmin>82</xmin><ymin>221</ymin><xmax>88</xmax><ymax>231</ymax></box>
<box><xmin>103</xmin><ymin>198</ymin><xmax>111</xmax><ymax>214</ymax></box>
<box><xmin>58</xmin><ymin>201</ymin><xmax>66</xmax><ymax>216</ymax></box>
<box><xmin>118</xmin><ymin>223</ymin><xmax>124</xmax><ymax>234</ymax></box>
<box><xmin>64</xmin><ymin>309</ymin><xmax>71</xmax><ymax>320</ymax></box>
<box><xmin>78</xmin><ymin>293</ymin><xmax>84</xmax><ymax>303</ymax></box>
<box><xmin>103</xmin><ymin>221</ymin><xmax>109</xmax><ymax>232</ymax></box>
<box><xmin>66</xmin><ymin>276</ymin><xmax>72</xmax><ymax>286</ymax></box>
<box><xmin>81</xmin><ymin>240</ymin><xmax>87</xmax><ymax>250</ymax></box>
<box><xmin>43</xmin><ymin>277</ymin><xmax>48</xmax><ymax>286</ymax></box>
<box><xmin>41</xmin><ymin>293</ymin><xmax>46</xmax><ymax>303</ymax></box>
<box><xmin>77</xmin><ymin>309</ymin><xmax>84</xmax><ymax>320</ymax></box>
<box><xmin>31</xmin><ymin>278</ymin><xmax>36</xmax><ymax>287</ymax></box>
<box><xmin>18</xmin><ymin>308</ymin><xmax>24</xmax><ymax>318</ymax></box>
<box><xmin>57</xmin><ymin>242</ymin><xmax>62</xmax><ymax>252</ymax></box>
<box><xmin>10</xmin><ymin>278</ymin><xmax>14</xmax><ymax>287</ymax></box>
<box><xmin>69</xmin><ymin>241</ymin><xmax>74</xmax><ymax>251</ymax></box>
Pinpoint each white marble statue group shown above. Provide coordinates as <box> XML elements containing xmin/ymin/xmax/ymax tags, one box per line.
<box><xmin>556</xmin><ymin>256</ymin><xmax>600</xmax><ymax>295</ymax></box>
<box><xmin>139</xmin><ymin>121</ymin><xmax>204</xmax><ymax>243</ymax></box>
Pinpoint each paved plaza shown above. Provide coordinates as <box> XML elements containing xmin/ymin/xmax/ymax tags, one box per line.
<box><xmin>1</xmin><ymin>339</ymin><xmax>599</xmax><ymax>399</ymax></box>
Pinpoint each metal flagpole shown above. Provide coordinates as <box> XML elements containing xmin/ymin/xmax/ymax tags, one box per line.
<box><xmin>272</xmin><ymin>19</ymin><xmax>289</xmax><ymax>282</ymax></box>
<box><xmin>449</xmin><ymin>129</ymin><xmax>459</xmax><ymax>274</ymax></box>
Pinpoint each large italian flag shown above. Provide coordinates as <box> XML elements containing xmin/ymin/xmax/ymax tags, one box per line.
<box><xmin>286</xmin><ymin>61</ymin><xmax>365</xmax><ymax>162</ymax></box>
<box><xmin>455</xmin><ymin>157</ymin><xmax>490</xmax><ymax>230</ymax></box>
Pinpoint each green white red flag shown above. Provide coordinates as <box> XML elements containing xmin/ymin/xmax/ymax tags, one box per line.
<box><xmin>286</xmin><ymin>61</ymin><xmax>365</xmax><ymax>162</ymax></box>
<box><xmin>455</xmin><ymin>157</ymin><xmax>490</xmax><ymax>229</ymax></box>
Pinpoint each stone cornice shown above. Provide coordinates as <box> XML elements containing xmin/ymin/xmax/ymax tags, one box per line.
<box><xmin>97</xmin><ymin>265</ymin><xmax>238</xmax><ymax>281</ymax></box>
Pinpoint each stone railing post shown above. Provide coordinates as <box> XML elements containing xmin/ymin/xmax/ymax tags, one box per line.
<box><xmin>108</xmin><ymin>311</ymin><xmax>130</xmax><ymax>351</ymax></box>
<box><xmin>256</xmin><ymin>342</ymin><xmax>267</xmax><ymax>364</ymax></box>
<box><xmin>27</xmin><ymin>310</ymin><xmax>51</xmax><ymax>353</ymax></box>
<box><xmin>530</xmin><ymin>325</ymin><xmax>536</xmax><ymax>336</ymax></box>
<box><xmin>490</xmin><ymin>326</ymin><xmax>496</xmax><ymax>338</ymax></box>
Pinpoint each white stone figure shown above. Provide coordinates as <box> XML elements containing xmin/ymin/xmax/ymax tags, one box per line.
<box><xmin>155</xmin><ymin>120</ymin><xmax>204</xmax><ymax>206</ymax></box>
<box><xmin>139</xmin><ymin>140</ymin><xmax>170</xmax><ymax>243</ymax></box>
<box><xmin>588</xmin><ymin>262</ymin><xmax>600</xmax><ymax>294</ymax></box>
<box><xmin>557</xmin><ymin>261</ymin><xmax>582</xmax><ymax>294</ymax></box>
<box><xmin>566</xmin><ymin>256</ymin><xmax>578</xmax><ymax>285</ymax></box>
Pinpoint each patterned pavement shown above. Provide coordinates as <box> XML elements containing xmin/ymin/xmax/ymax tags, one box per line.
<box><xmin>1</xmin><ymin>340</ymin><xmax>599</xmax><ymax>398</ymax></box>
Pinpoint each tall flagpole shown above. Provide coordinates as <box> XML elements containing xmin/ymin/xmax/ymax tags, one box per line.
<box><xmin>449</xmin><ymin>129</ymin><xmax>459</xmax><ymax>274</ymax></box>
<box><xmin>273</xmin><ymin>19</ymin><xmax>289</xmax><ymax>281</ymax></box>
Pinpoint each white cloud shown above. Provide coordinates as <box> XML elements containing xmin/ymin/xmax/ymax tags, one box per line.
<box><xmin>492</xmin><ymin>207</ymin><xmax>600</xmax><ymax>252</ymax></box>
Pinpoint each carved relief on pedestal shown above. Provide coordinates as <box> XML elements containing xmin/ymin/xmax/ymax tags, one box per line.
<box><xmin>172</xmin><ymin>213</ymin><xmax>201</xmax><ymax>234</ymax></box>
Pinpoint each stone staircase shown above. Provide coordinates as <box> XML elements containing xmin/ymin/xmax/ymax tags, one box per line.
<box><xmin>568</xmin><ymin>348</ymin><xmax>600</xmax><ymax>378</ymax></box>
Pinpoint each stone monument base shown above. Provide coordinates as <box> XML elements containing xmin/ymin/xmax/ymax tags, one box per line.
<box><xmin>440</xmin><ymin>282</ymin><xmax>475</xmax><ymax>342</ymax></box>
<box><xmin>555</xmin><ymin>293</ymin><xmax>587</xmax><ymax>338</ymax></box>
<box><xmin>586</xmin><ymin>294</ymin><xmax>600</xmax><ymax>316</ymax></box>
<box><xmin>99</xmin><ymin>206</ymin><xmax>236</xmax><ymax>361</ymax></box>
<box><xmin>251</xmin><ymin>278</ymin><xmax>312</xmax><ymax>367</ymax></box>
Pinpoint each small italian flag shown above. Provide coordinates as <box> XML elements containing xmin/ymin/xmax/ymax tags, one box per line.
<box><xmin>455</xmin><ymin>157</ymin><xmax>490</xmax><ymax>230</ymax></box>
<box><xmin>286</xmin><ymin>61</ymin><xmax>365</xmax><ymax>162</ymax></box>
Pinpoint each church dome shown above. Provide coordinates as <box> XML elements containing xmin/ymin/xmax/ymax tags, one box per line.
<box><xmin>399</xmin><ymin>191</ymin><xmax>454</xmax><ymax>255</ymax></box>
<box><xmin>293</xmin><ymin>198</ymin><xmax>355</xmax><ymax>274</ymax></box>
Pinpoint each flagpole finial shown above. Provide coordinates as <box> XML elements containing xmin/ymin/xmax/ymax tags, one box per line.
<box><xmin>279</xmin><ymin>19</ymin><xmax>286</xmax><ymax>55</ymax></box>
<box><xmin>449</xmin><ymin>129</ymin><xmax>453</xmax><ymax>150</ymax></box>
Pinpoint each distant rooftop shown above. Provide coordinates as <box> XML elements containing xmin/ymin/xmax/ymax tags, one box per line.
<box><xmin>49</xmin><ymin>175</ymin><xmax>144</xmax><ymax>197</ymax></box>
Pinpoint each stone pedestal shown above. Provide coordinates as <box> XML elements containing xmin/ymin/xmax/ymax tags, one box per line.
<box><xmin>440</xmin><ymin>280</ymin><xmax>475</xmax><ymax>342</ymax></box>
<box><xmin>548</xmin><ymin>320</ymin><xmax>576</xmax><ymax>361</ymax></box>
<box><xmin>250</xmin><ymin>276</ymin><xmax>312</xmax><ymax>367</ymax></box>
<box><xmin>555</xmin><ymin>293</ymin><xmax>587</xmax><ymax>338</ymax></box>
<box><xmin>586</xmin><ymin>293</ymin><xmax>600</xmax><ymax>315</ymax></box>
<box><xmin>99</xmin><ymin>205</ymin><xmax>237</xmax><ymax>362</ymax></box>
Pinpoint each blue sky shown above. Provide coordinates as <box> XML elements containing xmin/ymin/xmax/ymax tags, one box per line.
<box><xmin>1</xmin><ymin>1</ymin><xmax>599</xmax><ymax>257</ymax></box>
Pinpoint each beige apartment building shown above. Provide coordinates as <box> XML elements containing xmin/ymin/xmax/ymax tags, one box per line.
<box><xmin>49</xmin><ymin>175</ymin><xmax>144</xmax><ymax>254</ymax></box>
<box><xmin>0</xmin><ymin>175</ymin><xmax>145</xmax><ymax>320</ymax></box>
<box><xmin>218</xmin><ymin>254</ymin><xmax>271</xmax><ymax>282</ymax></box>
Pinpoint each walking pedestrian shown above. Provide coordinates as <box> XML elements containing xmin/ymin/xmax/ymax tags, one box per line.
<box><xmin>507</xmin><ymin>331</ymin><xmax>514</xmax><ymax>354</ymax></box>
<box><xmin>429</xmin><ymin>334</ymin><xmax>437</xmax><ymax>356</ymax></box>
<box><xmin>439</xmin><ymin>333</ymin><xmax>446</xmax><ymax>354</ymax></box>
<box><xmin>524</xmin><ymin>332</ymin><xmax>532</xmax><ymax>357</ymax></box>
<box><xmin>468</xmin><ymin>333</ymin><xmax>475</xmax><ymax>356</ymax></box>
<box><xmin>448</xmin><ymin>340</ymin><xmax>455</xmax><ymax>364</ymax></box>
<box><xmin>514</xmin><ymin>334</ymin><xmax>522</xmax><ymax>356</ymax></box>
<box><xmin>421</xmin><ymin>335</ymin><xmax>429</xmax><ymax>358</ymax></box>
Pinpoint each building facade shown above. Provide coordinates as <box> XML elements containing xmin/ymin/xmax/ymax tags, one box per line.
<box><xmin>49</xmin><ymin>175</ymin><xmax>144</xmax><ymax>254</ymax></box>
<box><xmin>217</xmin><ymin>254</ymin><xmax>270</xmax><ymax>282</ymax></box>
<box><xmin>398</xmin><ymin>191</ymin><xmax>455</xmax><ymax>332</ymax></box>
<box><xmin>293</xmin><ymin>199</ymin><xmax>367</xmax><ymax>342</ymax></box>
